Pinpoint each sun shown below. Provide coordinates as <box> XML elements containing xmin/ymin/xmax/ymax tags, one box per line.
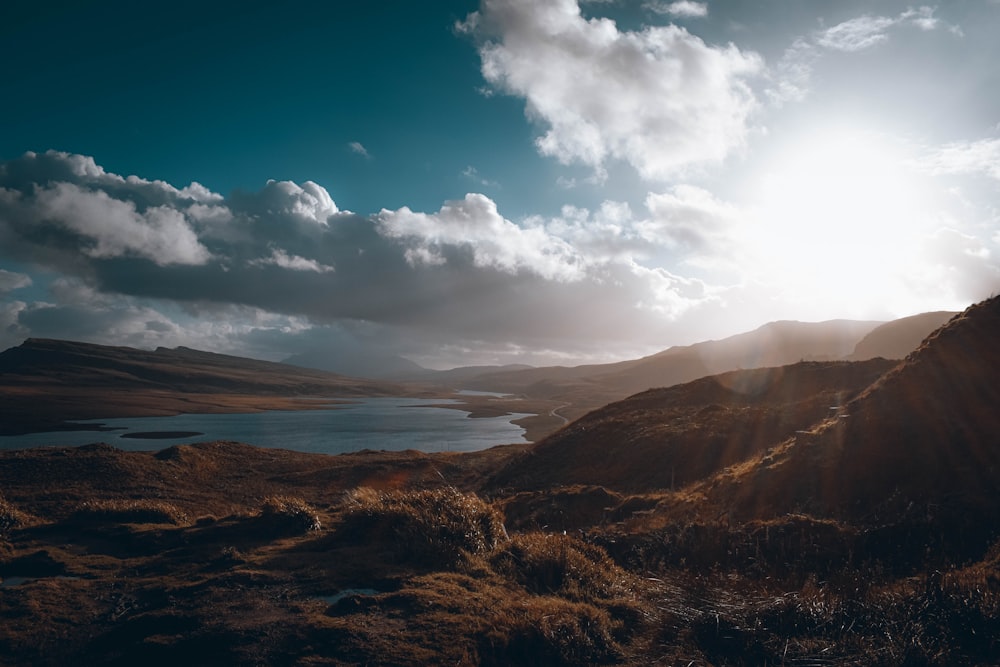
<box><xmin>745</xmin><ymin>128</ymin><xmax>937</xmax><ymax>317</ymax></box>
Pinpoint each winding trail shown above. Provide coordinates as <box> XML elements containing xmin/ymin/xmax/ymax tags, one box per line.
<box><xmin>549</xmin><ymin>403</ymin><xmax>571</xmax><ymax>426</ymax></box>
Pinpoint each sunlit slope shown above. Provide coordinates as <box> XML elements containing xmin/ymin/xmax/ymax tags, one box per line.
<box><xmin>487</xmin><ymin>358</ymin><xmax>896</xmax><ymax>494</ymax></box>
<box><xmin>466</xmin><ymin>319</ymin><xmax>884</xmax><ymax>420</ymax></box>
<box><xmin>699</xmin><ymin>298</ymin><xmax>1000</xmax><ymax>522</ymax></box>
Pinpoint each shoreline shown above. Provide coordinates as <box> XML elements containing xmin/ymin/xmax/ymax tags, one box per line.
<box><xmin>0</xmin><ymin>389</ymin><xmax>571</xmax><ymax>443</ymax></box>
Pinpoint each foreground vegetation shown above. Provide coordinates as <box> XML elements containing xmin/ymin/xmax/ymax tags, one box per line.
<box><xmin>2</xmin><ymin>441</ymin><xmax>999</xmax><ymax>665</ymax></box>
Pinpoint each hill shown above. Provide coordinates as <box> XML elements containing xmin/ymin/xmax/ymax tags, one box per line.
<box><xmin>0</xmin><ymin>338</ymin><xmax>429</xmax><ymax>435</ymax></box>
<box><xmin>847</xmin><ymin>310</ymin><xmax>957</xmax><ymax>360</ymax></box>
<box><xmin>487</xmin><ymin>358</ymin><xmax>897</xmax><ymax>495</ymax></box>
<box><xmin>460</xmin><ymin>319</ymin><xmax>884</xmax><ymax>421</ymax></box>
<box><xmin>694</xmin><ymin>301</ymin><xmax>1000</xmax><ymax>524</ymax></box>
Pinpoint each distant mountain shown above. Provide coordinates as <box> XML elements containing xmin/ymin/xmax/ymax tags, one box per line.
<box><xmin>0</xmin><ymin>338</ymin><xmax>405</xmax><ymax>395</ymax></box>
<box><xmin>847</xmin><ymin>310</ymin><xmax>957</xmax><ymax>360</ymax></box>
<box><xmin>460</xmin><ymin>319</ymin><xmax>885</xmax><ymax>421</ymax></box>
<box><xmin>392</xmin><ymin>364</ymin><xmax>536</xmax><ymax>387</ymax></box>
<box><xmin>282</xmin><ymin>347</ymin><xmax>425</xmax><ymax>380</ymax></box>
<box><xmin>0</xmin><ymin>338</ymin><xmax>427</xmax><ymax>435</ymax></box>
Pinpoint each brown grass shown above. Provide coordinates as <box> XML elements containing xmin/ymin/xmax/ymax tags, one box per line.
<box><xmin>68</xmin><ymin>499</ymin><xmax>189</xmax><ymax>526</ymax></box>
<box><xmin>338</xmin><ymin>487</ymin><xmax>509</xmax><ymax>567</ymax></box>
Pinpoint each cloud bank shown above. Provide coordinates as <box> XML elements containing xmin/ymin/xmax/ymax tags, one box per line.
<box><xmin>0</xmin><ymin>150</ymin><xmax>729</xmax><ymax>362</ymax></box>
<box><xmin>461</xmin><ymin>0</ymin><xmax>762</xmax><ymax>180</ymax></box>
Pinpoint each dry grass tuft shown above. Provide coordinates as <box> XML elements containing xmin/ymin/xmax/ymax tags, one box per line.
<box><xmin>477</xmin><ymin>595</ymin><xmax>626</xmax><ymax>666</ymax></box>
<box><xmin>491</xmin><ymin>532</ymin><xmax>635</xmax><ymax>602</ymax></box>
<box><xmin>69</xmin><ymin>499</ymin><xmax>188</xmax><ymax>526</ymax></box>
<box><xmin>257</xmin><ymin>495</ymin><xmax>322</xmax><ymax>534</ymax></box>
<box><xmin>0</xmin><ymin>492</ymin><xmax>34</xmax><ymax>536</ymax></box>
<box><xmin>340</xmin><ymin>487</ymin><xmax>508</xmax><ymax>566</ymax></box>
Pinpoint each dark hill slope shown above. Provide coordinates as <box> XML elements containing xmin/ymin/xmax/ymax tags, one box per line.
<box><xmin>0</xmin><ymin>338</ymin><xmax>425</xmax><ymax>435</ymax></box>
<box><xmin>487</xmin><ymin>358</ymin><xmax>897</xmax><ymax>494</ymax></box>
<box><xmin>698</xmin><ymin>299</ymin><xmax>1000</xmax><ymax>523</ymax></box>
<box><xmin>0</xmin><ymin>338</ymin><xmax>402</xmax><ymax>395</ymax></box>
<box><xmin>848</xmin><ymin>310</ymin><xmax>956</xmax><ymax>360</ymax></box>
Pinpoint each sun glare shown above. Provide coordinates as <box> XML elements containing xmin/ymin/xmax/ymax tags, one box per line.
<box><xmin>747</xmin><ymin>129</ymin><xmax>935</xmax><ymax>316</ymax></box>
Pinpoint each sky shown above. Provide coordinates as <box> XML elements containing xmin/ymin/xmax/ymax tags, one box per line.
<box><xmin>1</xmin><ymin>0</ymin><xmax>999</xmax><ymax>370</ymax></box>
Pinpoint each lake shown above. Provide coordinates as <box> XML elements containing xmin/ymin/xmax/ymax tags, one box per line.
<box><xmin>0</xmin><ymin>397</ymin><xmax>532</xmax><ymax>454</ymax></box>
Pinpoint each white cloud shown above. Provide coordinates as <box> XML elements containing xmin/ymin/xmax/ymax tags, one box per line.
<box><xmin>4</xmin><ymin>150</ymin><xmax>994</xmax><ymax>367</ymax></box>
<box><xmin>377</xmin><ymin>193</ymin><xmax>585</xmax><ymax>281</ymax></box>
<box><xmin>251</xmin><ymin>179</ymin><xmax>340</xmax><ymax>224</ymax></box>
<box><xmin>770</xmin><ymin>7</ymin><xmax>951</xmax><ymax>105</ymax></box>
<box><xmin>913</xmin><ymin>228</ymin><xmax>1000</xmax><ymax>304</ymax></box>
<box><xmin>34</xmin><ymin>182</ymin><xmax>212</xmax><ymax>265</ymax></box>
<box><xmin>816</xmin><ymin>15</ymin><xmax>897</xmax><ymax>52</ymax></box>
<box><xmin>766</xmin><ymin>38</ymin><xmax>819</xmax><ymax>106</ymax></box>
<box><xmin>641</xmin><ymin>184</ymin><xmax>740</xmax><ymax>254</ymax></box>
<box><xmin>462</xmin><ymin>166</ymin><xmax>500</xmax><ymax>188</ymax></box>
<box><xmin>645</xmin><ymin>1</ymin><xmax>708</xmax><ymax>18</ymax></box>
<box><xmin>348</xmin><ymin>141</ymin><xmax>371</xmax><ymax>159</ymax></box>
<box><xmin>250</xmin><ymin>248</ymin><xmax>335</xmax><ymax>273</ymax></box>
<box><xmin>915</xmin><ymin>138</ymin><xmax>1000</xmax><ymax>181</ymax></box>
<box><xmin>0</xmin><ymin>269</ymin><xmax>32</xmax><ymax>294</ymax></box>
<box><xmin>464</xmin><ymin>0</ymin><xmax>762</xmax><ymax>180</ymax></box>
<box><xmin>901</xmin><ymin>6</ymin><xmax>940</xmax><ymax>31</ymax></box>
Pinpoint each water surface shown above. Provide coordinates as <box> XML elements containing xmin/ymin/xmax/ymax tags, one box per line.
<box><xmin>0</xmin><ymin>397</ymin><xmax>531</xmax><ymax>454</ymax></box>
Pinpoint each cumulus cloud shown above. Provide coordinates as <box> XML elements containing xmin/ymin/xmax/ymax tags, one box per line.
<box><xmin>5</xmin><ymin>150</ymin><xmax>989</xmax><ymax>367</ymax></box>
<box><xmin>35</xmin><ymin>183</ymin><xmax>212</xmax><ymax>265</ymax></box>
<box><xmin>377</xmin><ymin>193</ymin><xmax>585</xmax><ymax>281</ymax></box>
<box><xmin>461</xmin><ymin>0</ymin><xmax>762</xmax><ymax>180</ymax></box>
<box><xmin>0</xmin><ymin>151</ymin><xmax>735</xmax><ymax>361</ymax></box>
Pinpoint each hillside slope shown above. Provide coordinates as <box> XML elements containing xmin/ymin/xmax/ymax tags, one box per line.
<box><xmin>848</xmin><ymin>310</ymin><xmax>956</xmax><ymax>360</ymax></box>
<box><xmin>0</xmin><ymin>338</ymin><xmax>403</xmax><ymax>394</ymax></box>
<box><xmin>694</xmin><ymin>300</ymin><xmax>1000</xmax><ymax>523</ymax></box>
<box><xmin>488</xmin><ymin>358</ymin><xmax>897</xmax><ymax>494</ymax></box>
<box><xmin>465</xmin><ymin>319</ymin><xmax>884</xmax><ymax>420</ymax></box>
<box><xmin>0</xmin><ymin>338</ymin><xmax>425</xmax><ymax>435</ymax></box>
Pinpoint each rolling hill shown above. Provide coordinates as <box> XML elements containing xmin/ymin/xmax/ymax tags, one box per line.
<box><xmin>696</xmin><ymin>301</ymin><xmax>999</xmax><ymax>524</ymax></box>
<box><xmin>847</xmin><ymin>310</ymin><xmax>957</xmax><ymax>360</ymax></box>
<box><xmin>487</xmin><ymin>357</ymin><xmax>898</xmax><ymax>495</ymax></box>
<box><xmin>0</xmin><ymin>338</ymin><xmax>430</xmax><ymax>435</ymax></box>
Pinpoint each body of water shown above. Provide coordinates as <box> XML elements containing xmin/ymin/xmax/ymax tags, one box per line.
<box><xmin>0</xmin><ymin>397</ymin><xmax>532</xmax><ymax>454</ymax></box>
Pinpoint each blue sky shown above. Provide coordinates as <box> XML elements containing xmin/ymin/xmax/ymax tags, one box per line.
<box><xmin>2</xmin><ymin>0</ymin><xmax>999</xmax><ymax>369</ymax></box>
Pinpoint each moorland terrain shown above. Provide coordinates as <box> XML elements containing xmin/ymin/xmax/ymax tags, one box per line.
<box><xmin>0</xmin><ymin>339</ymin><xmax>568</xmax><ymax>441</ymax></box>
<box><xmin>0</xmin><ymin>309</ymin><xmax>954</xmax><ymax>442</ymax></box>
<box><xmin>2</xmin><ymin>301</ymin><xmax>998</xmax><ymax>664</ymax></box>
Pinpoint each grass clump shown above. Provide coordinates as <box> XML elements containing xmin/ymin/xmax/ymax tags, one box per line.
<box><xmin>340</xmin><ymin>487</ymin><xmax>508</xmax><ymax>567</ymax></box>
<box><xmin>491</xmin><ymin>532</ymin><xmax>635</xmax><ymax>602</ymax></box>
<box><xmin>69</xmin><ymin>499</ymin><xmax>188</xmax><ymax>526</ymax></box>
<box><xmin>478</xmin><ymin>596</ymin><xmax>625</xmax><ymax>666</ymax></box>
<box><xmin>1</xmin><ymin>492</ymin><xmax>33</xmax><ymax>537</ymax></box>
<box><xmin>482</xmin><ymin>532</ymin><xmax>645</xmax><ymax>665</ymax></box>
<box><xmin>257</xmin><ymin>495</ymin><xmax>322</xmax><ymax>535</ymax></box>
